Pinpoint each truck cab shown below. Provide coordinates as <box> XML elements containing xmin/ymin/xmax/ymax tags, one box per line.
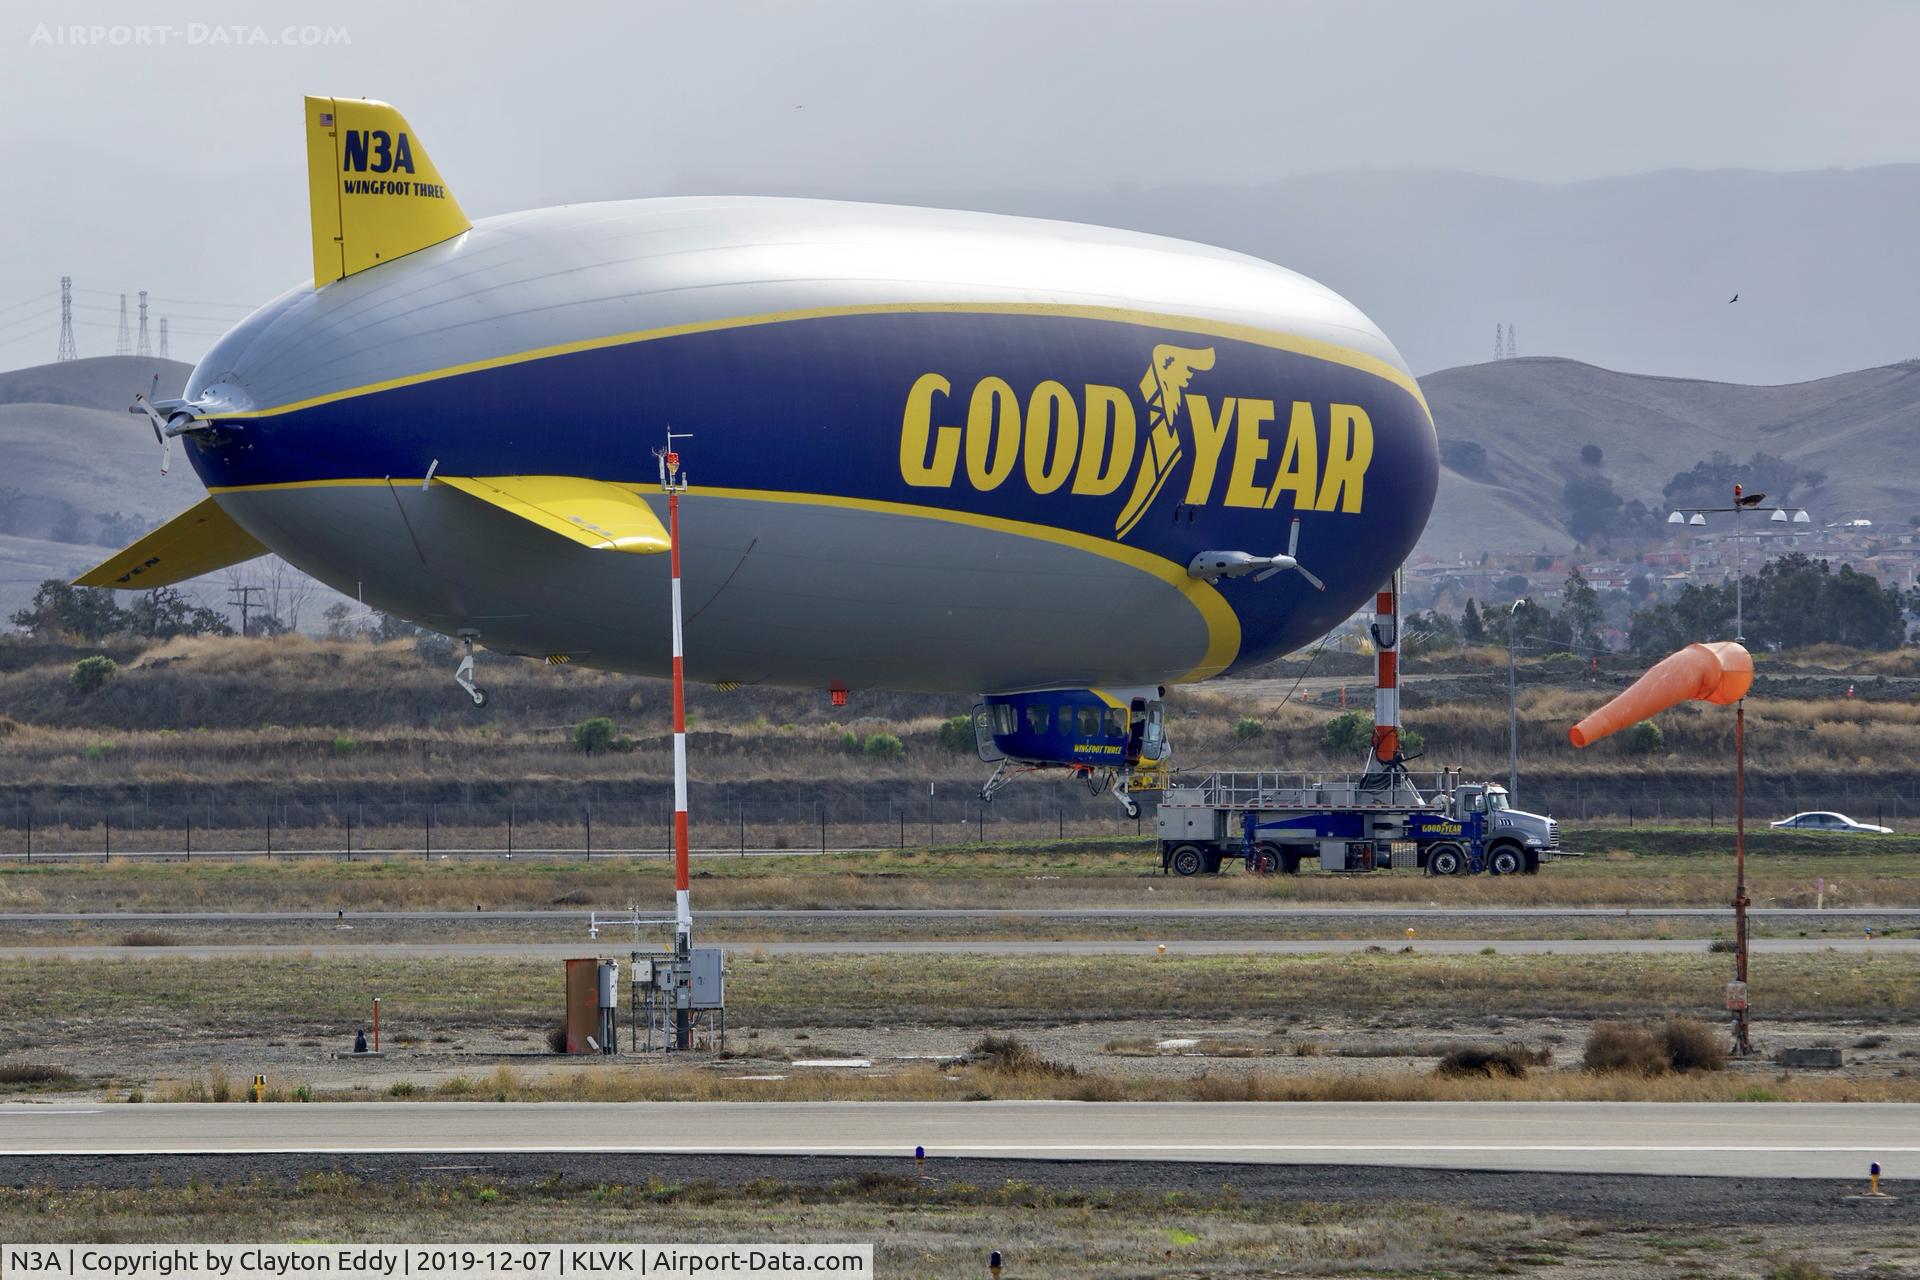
<box><xmin>1440</xmin><ymin>783</ymin><xmax>1559</xmax><ymax>874</ymax></box>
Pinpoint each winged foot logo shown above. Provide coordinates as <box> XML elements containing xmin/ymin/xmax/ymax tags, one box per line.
<box><xmin>898</xmin><ymin>344</ymin><xmax>1376</xmax><ymax>540</ymax></box>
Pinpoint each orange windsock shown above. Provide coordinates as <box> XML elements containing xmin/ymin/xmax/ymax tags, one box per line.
<box><xmin>1569</xmin><ymin>641</ymin><xmax>1752</xmax><ymax>748</ymax></box>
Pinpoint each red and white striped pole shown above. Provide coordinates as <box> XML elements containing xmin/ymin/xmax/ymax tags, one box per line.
<box><xmin>661</xmin><ymin>440</ymin><xmax>692</xmax><ymax>956</ymax></box>
<box><xmin>660</xmin><ymin>436</ymin><xmax>693</xmax><ymax>1050</ymax></box>
<box><xmin>1370</xmin><ymin>574</ymin><xmax>1400</xmax><ymax>767</ymax></box>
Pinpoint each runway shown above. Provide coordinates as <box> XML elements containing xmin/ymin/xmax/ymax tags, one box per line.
<box><xmin>0</xmin><ymin>936</ymin><xmax>1910</xmax><ymax>959</ymax></box>
<box><xmin>4</xmin><ymin>1101</ymin><xmax>1911</xmax><ymax>1177</ymax></box>
<box><xmin>2</xmin><ymin>906</ymin><xmax>1912</xmax><ymax>922</ymax></box>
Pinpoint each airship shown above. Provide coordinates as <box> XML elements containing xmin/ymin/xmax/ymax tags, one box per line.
<box><xmin>81</xmin><ymin>97</ymin><xmax>1438</xmax><ymax>809</ymax></box>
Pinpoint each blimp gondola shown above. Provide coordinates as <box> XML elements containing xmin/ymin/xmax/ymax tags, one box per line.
<box><xmin>80</xmin><ymin>97</ymin><xmax>1439</xmax><ymax>811</ymax></box>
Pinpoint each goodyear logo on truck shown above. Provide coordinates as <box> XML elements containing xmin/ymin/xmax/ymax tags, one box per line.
<box><xmin>898</xmin><ymin>344</ymin><xmax>1374</xmax><ymax>539</ymax></box>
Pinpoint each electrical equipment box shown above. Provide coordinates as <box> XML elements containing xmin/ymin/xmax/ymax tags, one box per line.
<box><xmin>690</xmin><ymin>948</ymin><xmax>725</xmax><ymax>1009</ymax></box>
<box><xmin>597</xmin><ymin>961</ymin><xmax>619</xmax><ymax>1009</ymax></box>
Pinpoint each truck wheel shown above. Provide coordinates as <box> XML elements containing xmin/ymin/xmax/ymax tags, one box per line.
<box><xmin>1249</xmin><ymin>843</ymin><xmax>1280</xmax><ymax>875</ymax></box>
<box><xmin>1169</xmin><ymin>844</ymin><xmax>1206</xmax><ymax>877</ymax></box>
<box><xmin>1523</xmin><ymin>849</ymin><xmax>1541</xmax><ymax>875</ymax></box>
<box><xmin>1487</xmin><ymin>846</ymin><xmax>1524</xmax><ymax>877</ymax></box>
<box><xmin>1426</xmin><ymin>843</ymin><xmax>1466</xmax><ymax>876</ymax></box>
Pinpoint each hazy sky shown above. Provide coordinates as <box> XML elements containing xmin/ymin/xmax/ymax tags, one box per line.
<box><xmin>1</xmin><ymin>0</ymin><xmax>1914</xmax><ymax>368</ymax></box>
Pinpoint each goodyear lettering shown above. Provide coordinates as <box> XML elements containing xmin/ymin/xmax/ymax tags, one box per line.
<box><xmin>898</xmin><ymin>345</ymin><xmax>1378</xmax><ymax>537</ymax></box>
<box><xmin>341</xmin><ymin>129</ymin><xmax>417</xmax><ymax>175</ymax></box>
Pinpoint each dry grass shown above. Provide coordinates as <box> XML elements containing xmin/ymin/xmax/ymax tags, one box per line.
<box><xmin>5</xmin><ymin>951</ymin><xmax>1913</xmax><ymax>1038</ymax></box>
<box><xmin>0</xmin><ymin>1172</ymin><xmax>1584</xmax><ymax>1277</ymax></box>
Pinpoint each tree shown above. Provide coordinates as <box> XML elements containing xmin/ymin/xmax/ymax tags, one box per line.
<box><xmin>1461</xmin><ymin>598</ymin><xmax>1487</xmax><ymax>644</ymax></box>
<box><xmin>1580</xmin><ymin>443</ymin><xmax>1604</xmax><ymax>466</ymax></box>
<box><xmin>1509</xmin><ymin>597</ymin><xmax>1570</xmax><ymax>654</ymax></box>
<box><xmin>1663</xmin><ymin>451</ymin><xmax>1826</xmax><ymax>511</ymax></box>
<box><xmin>1561</xmin><ymin>568</ymin><xmax>1604</xmax><ymax>653</ymax></box>
<box><xmin>123</xmin><ymin>587</ymin><xmax>231</xmax><ymax>639</ymax></box>
<box><xmin>68</xmin><ymin>655</ymin><xmax>117</xmax><ymax>694</ymax></box>
<box><xmin>322</xmin><ymin>602</ymin><xmax>364</xmax><ymax>640</ymax></box>
<box><xmin>1404</xmin><ymin>609</ymin><xmax>1460</xmax><ymax>656</ymax></box>
<box><xmin>1322</xmin><ymin>710</ymin><xmax>1372</xmax><ymax>755</ymax></box>
<box><xmin>10</xmin><ymin>580</ymin><xmax>127</xmax><ymax>640</ymax></box>
<box><xmin>572</xmin><ymin>717</ymin><xmax>617</xmax><ymax>754</ymax></box>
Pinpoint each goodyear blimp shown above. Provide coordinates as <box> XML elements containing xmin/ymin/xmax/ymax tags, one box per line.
<box><xmin>81</xmin><ymin>97</ymin><xmax>1438</xmax><ymax>809</ymax></box>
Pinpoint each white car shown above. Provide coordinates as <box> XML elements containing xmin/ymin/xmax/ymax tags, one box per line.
<box><xmin>1770</xmin><ymin>811</ymin><xmax>1892</xmax><ymax>834</ymax></box>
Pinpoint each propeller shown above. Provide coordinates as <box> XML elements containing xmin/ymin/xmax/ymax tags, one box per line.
<box><xmin>129</xmin><ymin>375</ymin><xmax>207</xmax><ymax>476</ymax></box>
<box><xmin>1186</xmin><ymin>518</ymin><xmax>1326</xmax><ymax>590</ymax></box>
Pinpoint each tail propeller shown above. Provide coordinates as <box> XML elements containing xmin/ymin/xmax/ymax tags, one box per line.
<box><xmin>1187</xmin><ymin>518</ymin><xmax>1327</xmax><ymax>590</ymax></box>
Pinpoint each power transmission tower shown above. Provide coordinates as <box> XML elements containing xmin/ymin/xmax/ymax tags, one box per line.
<box><xmin>136</xmin><ymin>291</ymin><xmax>150</xmax><ymax>357</ymax></box>
<box><xmin>1494</xmin><ymin>324</ymin><xmax>1504</xmax><ymax>361</ymax></box>
<box><xmin>158</xmin><ymin>317</ymin><xmax>169</xmax><ymax>360</ymax></box>
<box><xmin>1508</xmin><ymin>325</ymin><xmax>1519</xmax><ymax>358</ymax></box>
<box><xmin>115</xmin><ymin>294</ymin><xmax>130</xmax><ymax>356</ymax></box>
<box><xmin>56</xmin><ymin>276</ymin><xmax>78</xmax><ymax>362</ymax></box>
<box><xmin>227</xmin><ymin>584</ymin><xmax>265</xmax><ymax>637</ymax></box>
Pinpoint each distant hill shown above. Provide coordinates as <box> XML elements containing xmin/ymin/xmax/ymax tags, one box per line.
<box><xmin>1416</xmin><ymin>356</ymin><xmax>1920</xmax><ymax>557</ymax></box>
<box><xmin>0</xmin><ymin>357</ymin><xmax>215</xmax><ymax>620</ymax></box>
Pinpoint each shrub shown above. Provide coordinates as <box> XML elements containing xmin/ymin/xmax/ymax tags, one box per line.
<box><xmin>1436</xmin><ymin>1043</ymin><xmax>1545</xmax><ymax>1078</ymax></box>
<box><xmin>1661</xmin><ymin>1016</ymin><xmax>1727</xmax><ymax>1073</ymax></box>
<box><xmin>332</xmin><ymin>735</ymin><xmax>359</xmax><ymax>756</ymax></box>
<box><xmin>120</xmin><ymin>931</ymin><xmax>179</xmax><ymax>947</ymax></box>
<box><xmin>1321</xmin><ymin>710</ymin><xmax>1372</xmax><ymax>755</ymax></box>
<box><xmin>611</xmin><ymin>735</ymin><xmax>634</xmax><ymax>753</ymax></box>
<box><xmin>0</xmin><ymin>1063</ymin><xmax>75</xmax><ymax>1086</ymax></box>
<box><xmin>1233</xmin><ymin>717</ymin><xmax>1264</xmax><ymax>740</ymax></box>
<box><xmin>937</xmin><ymin>715</ymin><xmax>976</xmax><ymax>753</ymax></box>
<box><xmin>969</xmin><ymin>1034</ymin><xmax>1077</xmax><ymax>1078</ymax></box>
<box><xmin>1400</xmin><ymin>727</ymin><xmax>1425</xmax><ymax>754</ymax></box>
<box><xmin>839</xmin><ymin>731</ymin><xmax>861</xmax><ymax>754</ymax></box>
<box><xmin>1583</xmin><ymin>1021</ymin><xmax>1668</xmax><ymax>1075</ymax></box>
<box><xmin>68</xmin><ymin>655</ymin><xmax>117</xmax><ymax>694</ymax></box>
<box><xmin>862</xmin><ymin>732</ymin><xmax>904</xmax><ymax>760</ymax></box>
<box><xmin>388</xmin><ymin>1080</ymin><xmax>418</xmax><ymax>1097</ymax></box>
<box><xmin>1624</xmin><ymin>720</ymin><xmax>1665</xmax><ymax>755</ymax></box>
<box><xmin>82</xmin><ymin>742</ymin><xmax>115</xmax><ymax>762</ymax></box>
<box><xmin>572</xmin><ymin>717</ymin><xmax>617</xmax><ymax>754</ymax></box>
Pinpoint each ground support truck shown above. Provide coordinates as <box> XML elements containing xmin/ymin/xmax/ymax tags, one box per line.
<box><xmin>1155</xmin><ymin>768</ymin><xmax>1562</xmax><ymax>876</ymax></box>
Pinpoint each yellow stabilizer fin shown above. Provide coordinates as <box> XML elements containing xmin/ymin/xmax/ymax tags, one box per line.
<box><xmin>73</xmin><ymin>498</ymin><xmax>269</xmax><ymax>589</ymax></box>
<box><xmin>306</xmin><ymin>95</ymin><xmax>470</xmax><ymax>287</ymax></box>
<box><xmin>437</xmin><ymin>476</ymin><xmax>671</xmax><ymax>553</ymax></box>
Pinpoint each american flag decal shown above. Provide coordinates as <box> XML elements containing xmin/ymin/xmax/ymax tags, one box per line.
<box><xmin>318</xmin><ymin>112</ymin><xmax>333</xmax><ymax>126</ymax></box>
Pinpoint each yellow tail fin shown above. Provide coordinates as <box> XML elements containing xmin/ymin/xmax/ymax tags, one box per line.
<box><xmin>306</xmin><ymin>96</ymin><xmax>470</xmax><ymax>287</ymax></box>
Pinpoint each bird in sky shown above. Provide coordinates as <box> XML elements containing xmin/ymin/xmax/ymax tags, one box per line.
<box><xmin>1728</xmin><ymin>293</ymin><xmax>1740</xmax><ymax>303</ymax></box>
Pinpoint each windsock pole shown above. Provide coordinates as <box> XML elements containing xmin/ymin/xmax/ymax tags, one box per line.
<box><xmin>659</xmin><ymin>435</ymin><xmax>693</xmax><ymax>1049</ymax></box>
<box><xmin>1369</xmin><ymin>573</ymin><xmax>1401</xmax><ymax>769</ymax></box>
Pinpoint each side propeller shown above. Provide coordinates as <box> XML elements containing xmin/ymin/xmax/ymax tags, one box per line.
<box><xmin>130</xmin><ymin>375</ymin><xmax>208</xmax><ymax>476</ymax></box>
<box><xmin>1186</xmin><ymin>518</ymin><xmax>1326</xmax><ymax>590</ymax></box>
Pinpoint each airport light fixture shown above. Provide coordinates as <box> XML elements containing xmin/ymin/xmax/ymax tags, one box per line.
<box><xmin>1666</xmin><ymin>487</ymin><xmax>1812</xmax><ymax>643</ymax></box>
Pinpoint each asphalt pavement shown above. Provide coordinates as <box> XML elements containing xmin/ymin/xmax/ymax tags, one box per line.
<box><xmin>4</xmin><ymin>1100</ymin><xmax>1911</xmax><ymax>1178</ymax></box>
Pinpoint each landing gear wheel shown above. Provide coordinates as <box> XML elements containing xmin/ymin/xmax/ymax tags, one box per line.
<box><xmin>1169</xmin><ymin>844</ymin><xmax>1205</xmax><ymax>877</ymax></box>
<box><xmin>1487</xmin><ymin>846</ymin><xmax>1524</xmax><ymax>877</ymax></box>
<box><xmin>1248</xmin><ymin>842</ymin><xmax>1281</xmax><ymax>875</ymax></box>
<box><xmin>1426</xmin><ymin>843</ymin><xmax>1467</xmax><ymax>877</ymax></box>
<box><xmin>468</xmin><ymin>687</ymin><xmax>489</xmax><ymax>708</ymax></box>
<box><xmin>1120</xmin><ymin>796</ymin><xmax>1142</xmax><ymax>820</ymax></box>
